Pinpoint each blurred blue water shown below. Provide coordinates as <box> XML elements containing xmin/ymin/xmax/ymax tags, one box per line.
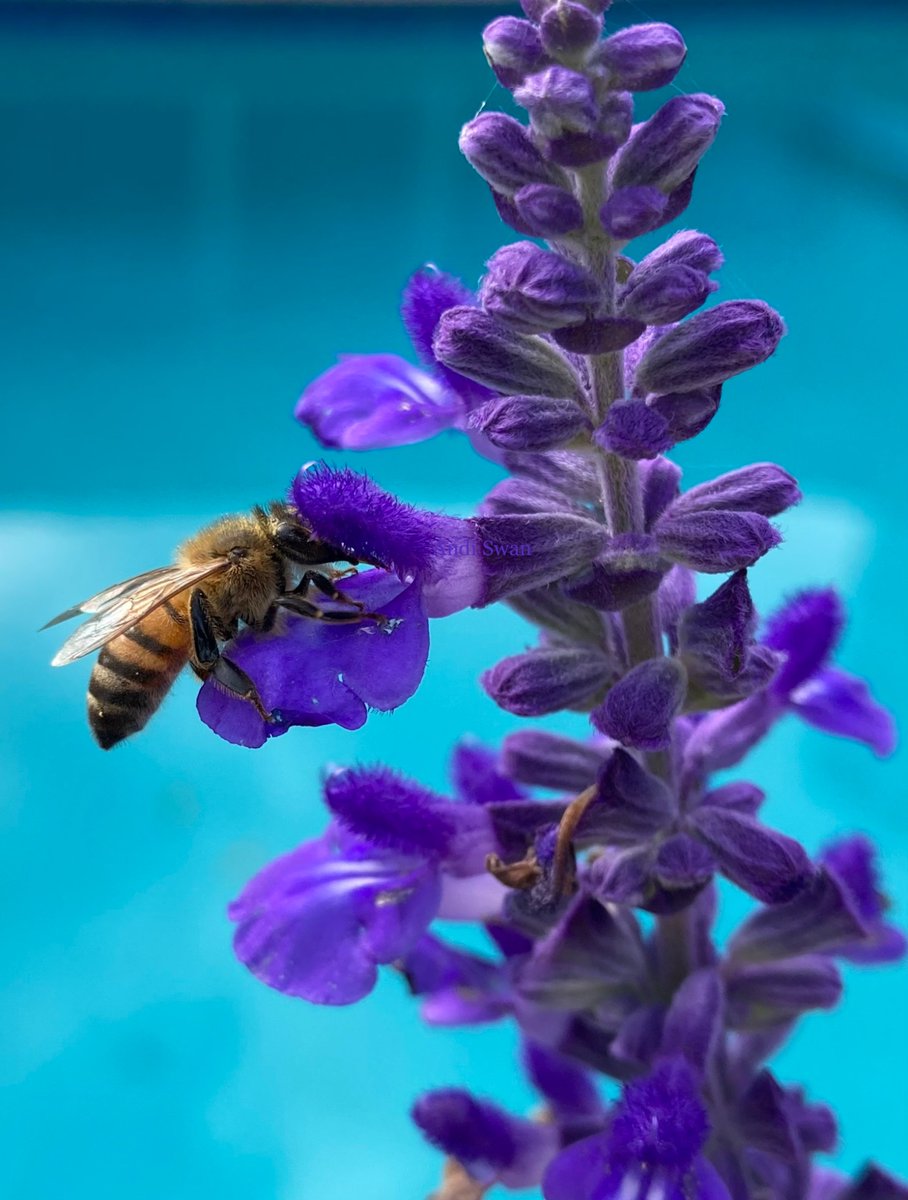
<box><xmin>2</xmin><ymin>5</ymin><xmax>907</xmax><ymax>1199</ymax></box>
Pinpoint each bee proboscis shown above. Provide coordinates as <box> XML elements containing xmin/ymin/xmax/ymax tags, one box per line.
<box><xmin>44</xmin><ymin>502</ymin><xmax>385</xmax><ymax>749</ymax></box>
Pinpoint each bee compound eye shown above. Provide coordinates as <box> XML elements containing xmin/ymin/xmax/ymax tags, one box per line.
<box><xmin>227</xmin><ymin>546</ymin><xmax>250</xmax><ymax>563</ymax></box>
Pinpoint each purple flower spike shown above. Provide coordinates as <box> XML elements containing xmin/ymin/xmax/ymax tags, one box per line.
<box><xmin>636</xmin><ymin>300</ymin><xmax>786</xmax><ymax>394</ymax></box>
<box><xmin>482</xmin><ymin>16</ymin><xmax>547</xmax><ymax>90</ymax></box>
<box><xmin>597</xmin><ymin>23</ymin><xmax>687</xmax><ymax>93</ymax></box>
<box><xmin>413</xmin><ymin>1089</ymin><xmax>558</xmax><ymax>1191</ymax></box>
<box><xmin>482</xmin><ymin>645</ymin><xmax>612</xmax><ymax>716</ymax></box>
<box><xmin>543</xmin><ymin>1057</ymin><xmax>730</xmax><ymax>1200</ymax></box>
<box><xmin>434</xmin><ymin>306</ymin><xmax>582</xmax><ymax>399</ymax></box>
<box><xmin>481</xmin><ymin>241</ymin><xmax>602</xmax><ymax>335</ymax></box>
<box><xmin>592</xmin><ymin>656</ymin><xmax>687</xmax><ymax>751</ymax></box>
<box><xmin>197</xmin><ymin>571</ymin><xmax>429</xmax><ymax>747</ymax></box>
<box><xmin>655</xmin><ymin>508</ymin><xmax>782</xmax><ymax>573</ymax></box>
<box><xmin>401</xmin><ymin>267</ymin><xmax>494</xmax><ymax>408</ymax></box>
<box><xmin>295</xmin><ymin>354</ymin><xmax>463</xmax><ymax>450</ymax></box>
<box><xmin>513</xmin><ymin>182</ymin><xmax>584</xmax><ymax>235</ymax></box>
<box><xmin>612</xmin><ymin>93</ymin><xmax>725</xmax><ymax>194</ymax></box>
<box><xmin>229</xmin><ymin>825</ymin><xmax>441</xmax><ymax>1005</ymax></box>
<box><xmin>459</xmin><ymin>111</ymin><xmax>562</xmax><ymax>195</ymax></box>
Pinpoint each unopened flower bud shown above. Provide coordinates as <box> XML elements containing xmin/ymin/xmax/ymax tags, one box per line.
<box><xmin>636</xmin><ymin>229</ymin><xmax>724</xmax><ymax>276</ymax></box>
<box><xmin>469</xmin><ymin>512</ymin><xmax>608</xmax><ymax>605</ymax></box>
<box><xmin>564</xmin><ymin>533</ymin><xmax>669</xmax><ymax>610</ymax></box>
<box><xmin>635</xmin><ymin>300</ymin><xmax>786</xmax><ymax>394</ymax></box>
<box><xmin>592</xmin><ymin>656</ymin><xmax>688</xmax><ymax>751</ymax></box>
<box><xmin>482</xmin><ymin>646</ymin><xmax>613</xmax><ymax>715</ymax></box>
<box><xmin>539</xmin><ymin>1</ymin><xmax>603</xmax><ymax>58</ymax></box>
<box><xmin>655</xmin><ymin>509</ymin><xmax>782</xmax><ymax>573</ymax></box>
<box><xmin>597</xmin><ymin>22</ymin><xmax>686</xmax><ymax>92</ymax></box>
<box><xmin>512</xmin><ymin>182</ymin><xmax>584</xmax><ymax>236</ymax></box>
<box><xmin>459</xmin><ymin>112</ymin><xmax>561</xmax><ymax>195</ymax></box>
<box><xmin>647</xmin><ymin>387</ymin><xmax>721</xmax><ymax>444</ymax></box>
<box><xmin>475</xmin><ymin>394</ymin><xmax>590</xmax><ymax>451</ymax></box>
<box><xmin>612</xmin><ymin>93</ymin><xmax>725</xmax><ymax>194</ymax></box>
<box><xmin>620</xmin><ymin>263</ymin><xmax>716</xmax><ymax>325</ymax></box>
<box><xmin>480</xmin><ymin>241</ymin><xmax>602</xmax><ymax>334</ymax></box>
<box><xmin>596</xmin><ymin>400</ymin><xmax>672</xmax><ymax>459</ymax></box>
<box><xmin>546</xmin><ymin>90</ymin><xmax>633</xmax><ymax>167</ymax></box>
<box><xmin>600</xmin><ymin>185</ymin><xmax>668</xmax><ymax>240</ymax></box>
<box><xmin>483</xmin><ymin>17</ymin><xmax>547</xmax><ymax>89</ymax></box>
<box><xmin>501</xmin><ymin>729</ymin><xmax>612</xmax><ymax>791</ymax></box>
<box><xmin>434</xmin><ymin>306</ymin><xmax>581</xmax><ymax>398</ymax></box>
<box><xmin>515</xmin><ymin>67</ymin><xmax>598</xmax><ymax>138</ymax></box>
<box><xmin>668</xmin><ymin>463</ymin><xmax>802</xmax><ymax>519</ymax></box>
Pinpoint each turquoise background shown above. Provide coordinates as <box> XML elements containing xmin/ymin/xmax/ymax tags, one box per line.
<box><xmin>2</xmin><ymin>4</ymin><xmax>907</xmax><ymax>1198</ymax></box>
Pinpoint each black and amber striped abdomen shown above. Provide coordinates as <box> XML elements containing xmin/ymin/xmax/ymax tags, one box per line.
<box><xmin>87</xmin><ymin>602</ymin><xmax>191</xmax><ymax>749</ymax></box>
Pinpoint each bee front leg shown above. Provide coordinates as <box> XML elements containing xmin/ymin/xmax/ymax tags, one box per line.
<box><xmin>289</xmin><ymin>570</ymin><xmax>366</xmax><ymax>610</ymax></box>
<box><xmin>276</xmin><ymin>593</ymin><xmax>388</xmax><ymax>627</ymax></box>
<box><xmin>189</xmin><ymin>587</ymin><xmax>273</xmax><ymax>721</ymax></box>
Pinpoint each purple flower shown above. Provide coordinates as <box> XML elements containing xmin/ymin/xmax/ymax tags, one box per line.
<box><xmin>412</xmin><ymin>1089</ymin><xmax>558</xmax><ymax>1190</ymax></box>
<box><xmin>543</xmin><ymin>1057</ymin><xmax>731</xmax><ymax>1200</ymax></box>
<box><xmin>764</xmin><ymin>590</ymin><xmax>896</xmax><ymax>755</ymax></box>
<box><xmin>229</xmin><ymin>823</ymin><xmax>442</xmax><ymax>1005</ymax></box>
<box><xmin>296</xmin><ymin>269</ymin><xmax>492</xmax><ymax>452</ymax></box>
<box><xmin>294</xmin><ymin>354</ymin><xmax>463</xmax><ymax>451</ymax></box>
<box><xmin>820</xmin><ymin>836</ymin><xmax>907</xmax><ymax>964</ymax></box>
<box><xmin>230</xmin><ymin>767</ymin><xmax>505</xmax><ymax>1004</ymax></box>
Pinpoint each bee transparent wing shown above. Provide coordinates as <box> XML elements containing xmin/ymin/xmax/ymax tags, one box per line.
<box><xmin>49</xmin><ymin>560</ymin><xmax>230</xmax><ymax>667</ymax></box>
<box><xmin>41</xmin><ymin>565</ymin><xmax>193</xmax><ymax>630</ymax></box>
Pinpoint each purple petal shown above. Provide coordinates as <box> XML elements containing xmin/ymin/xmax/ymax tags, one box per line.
<box><xmin>197</xmin><ymin>572</ymin><xmax>428</xmax><ymax>746</ymax></box>
<box><xmin>523</xmin><ymin>1041</ymin><xmax>605</xmax><ymax>1123</ymax></box>
<box><xmin>763</xmin><ymin>588</ymin><xmax>844</xmax><ymax>696</ymax></box>
<box><xmin>292</xmin><ymin>462</ymin><xmax>466</xmax><ymax>579</ymax></box>
<box><xmin>543</xmin><ymin>1131</ymin><xmax>610</xmax><ymax>1200</ymax></box>
<box><xmin>229</xmin><ymin>833</ymin><xmax>440</xmax><ymax>1004</ymax></box>
<box><xmin>451</xmin><ymin>738</ymin><xmax>526</xmax><ymax>806</ymax></box>
<box><xmin>609</xmin><ymin>1057</ymin><xmax>709</xmax><ymax>1172</ymax></box>
<box><xmin>790</xmin><ymin>666</ymin><xmax>897</xmax><ymax>756</ymax></box>
<box><xmin>295</xmin><ymin>354</ymin><xmax>463</xmax><ymax>449</ymax></box>
<box><xmin>660</xmin><ymin>968</ymin><xmax>724</xmax><ymax>1075</ymax></box>
<box><xmin>324</xmin><ymin>765</ymin><xmax>452</xmax><ymax>859</ymax></box>
<box><xmin>401</xmin><ymin>268</ymin><xmax>494</xmax><ymax>407</ymax></box>
<box><xmin>592</xmin><ymin>656</ymin><xmax>687</xmax><ymax>751</ymax></box>
<box><xmin>412</xmin><ymin>1090</ymin><xmax>558</xmax><ymax>1190</ymax></box>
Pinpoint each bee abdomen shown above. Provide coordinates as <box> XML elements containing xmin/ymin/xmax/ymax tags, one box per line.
<box><xmin>88</xmin><ymin>612</ymin><xmax>189</xmax><ymax>750</ymax></box>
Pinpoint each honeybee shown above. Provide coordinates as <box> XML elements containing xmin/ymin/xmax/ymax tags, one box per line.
<box><xmin>44</xmin><ymin>502</ymin><xmax>386</xmax><ymax>749</ymax></box>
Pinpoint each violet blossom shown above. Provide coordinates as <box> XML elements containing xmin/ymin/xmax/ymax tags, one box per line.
<box><xmin>208</xmin><ymin>4</ymin><xmax>906</xmax><ymax>1199</ymax></box>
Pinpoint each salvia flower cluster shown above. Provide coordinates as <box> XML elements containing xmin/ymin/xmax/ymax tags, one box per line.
<box><xmin>214</xmin><ymin>3</ymin><xmax>905</xmax><ymax>1198</ymax></box>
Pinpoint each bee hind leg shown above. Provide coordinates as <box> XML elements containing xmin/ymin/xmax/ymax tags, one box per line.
<box><xmin>189</xmin><ymin>587</ymin><xmax>273</xmax><ymax>721</ymax></box>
